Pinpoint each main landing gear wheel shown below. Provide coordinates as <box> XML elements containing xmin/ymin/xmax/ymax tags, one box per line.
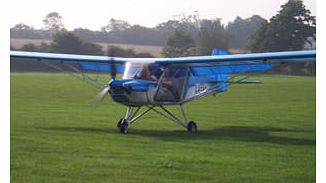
<box><xmin>119</xmin><ymin>119</ymin><xmax>129</xmax><ymax>134</ymax></box>
<box><xmin>187</xmin><ymin>121</ymin><xmax>197</xmax><ymax>133</ymax></box>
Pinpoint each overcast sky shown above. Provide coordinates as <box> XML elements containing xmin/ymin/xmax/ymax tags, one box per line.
<box><xmin>9</xmin><ymin>0</ymin><xmax>315</xmax><ymax>31</ymax></box>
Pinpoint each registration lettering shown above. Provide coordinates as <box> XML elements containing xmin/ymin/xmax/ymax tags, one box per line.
<box><xmin>195</xmin><ymin>85</ymin><xmax>207</xmax><ymax>94</ymax></box>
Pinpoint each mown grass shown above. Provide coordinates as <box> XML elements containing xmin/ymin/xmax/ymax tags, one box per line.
<box><xmin>10</xmin><ymin>73</ymin><xmax>315</xmax><ymax>183</ymax></box>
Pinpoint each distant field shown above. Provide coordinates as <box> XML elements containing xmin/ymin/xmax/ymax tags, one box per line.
<box><xmin>10</xmin><ymin>38</ymin><xmax>163</xmax><ymax>57</ymax></box>
<box><xmin>11</xmin><ymin>73</ymin><xmax>315</xmax><ymax>183</ymax></box>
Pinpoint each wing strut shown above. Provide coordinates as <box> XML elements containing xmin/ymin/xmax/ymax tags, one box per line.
<box><xmin>39</xmin><ymin>60</ymin><xmax>107</xmax><ymax>89</ymax></box>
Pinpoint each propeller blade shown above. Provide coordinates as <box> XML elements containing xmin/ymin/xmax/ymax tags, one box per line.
<box><xmin>92</xmin><ymin>87</ymin><xmax>110</xmax><ymax>107</ymax></box>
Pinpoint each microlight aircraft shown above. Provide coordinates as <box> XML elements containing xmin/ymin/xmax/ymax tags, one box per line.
<box><xmin>10</xmin><ymin>49</ymin><xmax>316</xmax><ymax>133</ymax></box>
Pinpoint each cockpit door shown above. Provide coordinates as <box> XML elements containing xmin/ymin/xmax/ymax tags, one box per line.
<box><xmin>154</xmin><ymin>66</ymin><xmax>187</xmax><ymax>102</ymax></box>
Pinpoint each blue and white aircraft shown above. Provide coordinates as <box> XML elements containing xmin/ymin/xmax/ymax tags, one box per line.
<box><xmin>10</xmin><ymin>49</ymin><xmax>316</xmax><ymax>133</ymax></box>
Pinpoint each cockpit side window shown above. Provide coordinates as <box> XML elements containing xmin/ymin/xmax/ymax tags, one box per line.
<box><xmin>155</xmin><ymin>66</ymin><xmax>187</xmax><ymax>101</ymax></box>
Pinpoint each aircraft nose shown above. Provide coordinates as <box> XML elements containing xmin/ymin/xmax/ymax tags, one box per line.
<box><xmin>109</xmin><ymin>80</ymin><xmax>124</xmax><ymax>94</ymax></box>
<box><xmin>110</xmin><ymin>80</ymin><xmax>151</xmax><ymax>94</ymax></box>
<box><xmin>108</xmin><ymin>79</ymin><xmax>131</xmax><ymax>103</ymax></box>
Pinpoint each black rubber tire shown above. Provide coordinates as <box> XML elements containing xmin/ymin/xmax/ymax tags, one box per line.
<box><xmin>187</xmin><ymin>121</ymin><xmax>197</xmax><ymax>133</ymax></box>
<box><xmin>117</xmin><ymin>118</ymin><xmax>123</xmax><ymax>128</ymax></box>
<box><xmin>119</xmin><ymin>120</ymin><xmax>129</xmax><ymax>134</ymax></box>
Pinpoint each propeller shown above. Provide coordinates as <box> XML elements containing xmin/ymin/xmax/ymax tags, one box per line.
<box><xmin>92</xmin><ymin>86</ymin><xmax>110</xmax><ymax>107</ymax></box>
<box><xmin>92</xmin><ymin>56</ymin><xmax>117</xmax><ymax>107</ymax></box>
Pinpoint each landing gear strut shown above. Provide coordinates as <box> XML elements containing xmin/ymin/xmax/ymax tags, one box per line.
<box><xmin>117</xmin><ymin>118</ymin><xmax>123</xmax><ymax>128</ymax></box>
<box><xmin>117</xmin><ymin>105</ymin><xmax>197</xmax><ymax>134</ymax></box>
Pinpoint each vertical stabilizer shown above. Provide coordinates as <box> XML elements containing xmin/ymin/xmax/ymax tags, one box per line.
<box><xmin>211</xmin><ymin>48</ymin><xmax>229</xmax><ymax>56</ymax></box>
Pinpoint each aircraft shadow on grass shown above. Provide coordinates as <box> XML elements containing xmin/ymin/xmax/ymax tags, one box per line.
<box><xmin>44</xmin><ymin>125</ymin><xmax>315</xmax><ymax>146</ymax></box>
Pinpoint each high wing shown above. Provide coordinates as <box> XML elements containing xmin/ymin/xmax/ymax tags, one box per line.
<box><xmin>157</xmin><ymin>50</ymin><xmax>316</xmax><ymax>86</ymax></box>
<box><xmin>10</xmin><ymin>50</ymin><xmax>316</xmax><ymax>88</ymax></box>
<box><xmin>11</xmin><ymin>50</ymin><xmax>316</xmax><ymax>66</ymax></box>
<box><xmin>156</xmin><ymin>50</ymin><xmax>316</xmax><ymax>65</ymax></box>
<box><xmin>10</xmin><ymin>51</ymin><xmax>159</xmax><ymax>63</ymax></box>
<box><xmin>10</xmin><ymin>51</ymin><xmax>132</xmax><ymax>89</ymax></box>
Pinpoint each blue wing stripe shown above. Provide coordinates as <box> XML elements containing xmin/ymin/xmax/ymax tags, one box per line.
<box><xmin>191</xmin><ymin>64</ymin><xmax>272</xmax><ymax>75</ymax></box>
<box><xmin>79</xmin><ymin>63</ymin><xmax>125</xmax><ymax>73</ymax></box>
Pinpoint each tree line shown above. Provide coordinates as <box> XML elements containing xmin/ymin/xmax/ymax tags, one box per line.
<box><xmin>161</xmin><ymin>0</ymin><xmax>315</xmax><ymax>75</ymax></box>
<box><xmin>10</xmin><ymin>10</ymin><xmax>268</xmax><ymax>50</ymax></box>
<box><xmin>12</xmin><ymin>31</ymin><xmax>154</xmax><ymax>58</ymax></box>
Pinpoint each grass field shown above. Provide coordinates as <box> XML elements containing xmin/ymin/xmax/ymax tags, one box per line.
<box><xmin>11</xmin><ymin>73</ymin><xmax>316</xmax><ymax>183</ymax></box>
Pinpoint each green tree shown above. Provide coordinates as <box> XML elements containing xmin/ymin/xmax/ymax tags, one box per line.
<box><xmin>162</xmin><ymin>30</ymin><xmax>195</xmax><ymax>57</ymax></box>
<box><xmin>226</xmin><ymin>15</ymin><xmax>267</xmax><ymax>50</ymax></box>
<box><xmin>135</xmin><ymin>52</ymin><xmax>153</xmax><ymax>58</ymax></box>
<box><xmin>50</xmin><ymin>31</ymin><xmax>103</xmax><ymax>55</ymax></box>
<box><xmin>19</xmin><ymin>42</ymin><xmax>50</xmax><ymax>53</ymax></box>
<box><xmin>107</xmin><ymin>46</ymin><xmax>136</xmax><ymax>57</ymax></box>
<box><xmin>12</xmin><ymin>23</ymin><xmax>34</xmax><ymax>31</ymax></box>
<box><xmin>197</xmin><ymin>19</ymin><xmax>230</xmax><ymax>55</ymax></box>
<box><xmin>106</xmin><ymin>46</ymin><xmax>153</xmax><ymax>58</ymax></box>
<box><xmin>249</xmin><ymin>0</ymin><xmax>315</xmax><ymax>52</ymax></box>
<box><xmin>82</xmin><ymin>42</ymin><xmax>104</xmax><ymax>55</ymax></box>
<box><xmin>20</xmin><ymin>43</ymin><xmax>38</xmax><ymax>52</ymax></box>
<box><xmin>39</xmin><ymin>42</ymin><xmax>51</xmax><ymax>52</ymax></box>
<box><xmin>43</xmin><ymin>12</ymin><xmax>65</xmax><ymax>32</ymax></box>
<box><xmin>101</xmin><ymin>19</ymin><xmax>131</xmax><ymax>32</ymax></box>
<box><xmin>155</xmin><ymin>20</ymin><xmax>181</xmax><ymax>33</ymax></box>
<box><xmin>51</xmin><ymin>31</ymin><xmax>84</xmax><ymax>54</ymax></box>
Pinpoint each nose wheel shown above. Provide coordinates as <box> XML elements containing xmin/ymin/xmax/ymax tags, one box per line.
<box><xmin>117</xmin><ymin>118</ymin><xmax>129</xmax><ymax>134</ymax></box>
<box><xmin>117</xmin><ymin>119</ymin><xmax>129</xmax><ymax>134</ymax></box>
<box><xmin>120</xmin><ymin>122</ymin><xmax>128</xmax><ymax>134</ymax></box>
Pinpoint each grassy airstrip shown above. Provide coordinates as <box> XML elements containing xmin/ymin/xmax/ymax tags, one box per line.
<box><xmin>11</xmin><ymin>73</ymin><xmax>315</xmax><ymax>183</ymax></box>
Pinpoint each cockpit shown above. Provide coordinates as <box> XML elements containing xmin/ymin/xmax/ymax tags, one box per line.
<box><xmin>123</xmin><ymin>62</ymin><xmax>164</xmax><ymax>82</ymax></box>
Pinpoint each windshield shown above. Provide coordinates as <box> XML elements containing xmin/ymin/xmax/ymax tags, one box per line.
<box><xmin>123</xmin><ymin>63</ymin><xmax>163</xmax><ymax>82</ymax></box>
<box><xmin>122</xmin><ymin>62</ymin><xmax>143</xmax><ymax>79</ymax></box>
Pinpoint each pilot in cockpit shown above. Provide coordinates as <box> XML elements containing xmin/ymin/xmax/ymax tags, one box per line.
<box><xmin>136</xmin><ymin>64</ymin><xmax>163</xmax><ymax>82</ymax></box>
<box><xmin>155</xmin><ymin>67</ymin><xmax>187</xmax><ymax>101</ymax></box>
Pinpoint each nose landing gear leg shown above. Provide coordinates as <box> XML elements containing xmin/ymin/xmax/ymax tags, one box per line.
<box><xmin>118</xmin><ymin>106</ymin><xmax>133</xmax><ymax>134</ymax></box>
